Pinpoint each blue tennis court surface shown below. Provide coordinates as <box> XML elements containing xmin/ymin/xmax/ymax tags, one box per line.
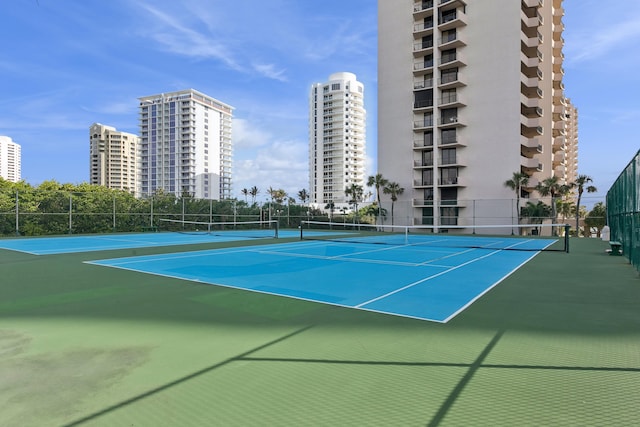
<box><xmin>87</xmin><ymin>238</ymin><xmax>551</xmax><ymax>323</ymax></box>
<box><xmin>0</xmin><ymin>230</ymin><xmax>295</xmax><ymax>255</ymax></box>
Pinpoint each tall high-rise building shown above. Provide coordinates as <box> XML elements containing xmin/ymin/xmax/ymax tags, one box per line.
<box><xmin>139</xmin><ymin>89</ymin><xmax>233</xmax><ymax>200</ymax></box>
<box><xmin>89</xmin><ymin>123</ymin><xmax>138</xmax><ymax>194</ymax></box>
<box><xmin>0</xmin><ymin>136</ymin><xmax>21</xmax><ymax>183</ymax></box>
<box><xmin>309</xmin><ymin>72</ymin><xmax>366</xmax><ymax>206</ymax></box>
<box><xmin>378</xmin><ymin>0</ymin><xmax>577</xmax><ymax>227</ymax></box>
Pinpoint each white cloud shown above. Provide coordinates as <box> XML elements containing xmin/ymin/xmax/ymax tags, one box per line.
<box><xmin>566</xmin><ymin>15</ymin><xmax>640</xmax><ymax>63</ymax></box>
<box><xmin>252</xmin><ymin>63</ymin><xmax>288</xmax><ymax>82</ymax></box>
<box><xmin>233</xmin><ymin>119</ymin><xmax>274</xmax><ymax>149</ymax></box>
<box><xmin>233</xmin><ymin>140</ymin><xmax>308</xmax><ymax>201</ymax></box>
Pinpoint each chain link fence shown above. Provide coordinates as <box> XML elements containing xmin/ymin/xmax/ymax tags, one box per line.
<box><xmin>606</xmin><ymin>149</ymin><xmax>640</xmax><ymax>271</ymax></box>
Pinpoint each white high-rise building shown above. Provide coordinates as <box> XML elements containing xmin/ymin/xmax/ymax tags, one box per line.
<box><xmin>378</xmin><ymin>0</ymin><xmax>577</xmax><ymax>227</ymax></box>
<box><xmin>0</xmin><ymin>136</ymin><xmax>21</xmax><ymax>183</ymax></box>
<box><xmin>309</xmin><ymin>72</ymin><xmax>366</xmax><ymax>206</ymax></box>
<box><xmin>89</xmin><ymin>123</ymin><xmax>138</xmax><ymax>194</ymax></box>
<box><xmin>139</xmin><ymin>89</ymin><xmax>233</xmax><ymax>200</ymax></box>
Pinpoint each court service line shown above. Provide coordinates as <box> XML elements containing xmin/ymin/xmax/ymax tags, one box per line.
<box><xmin>355</xmin><ymin>249</ymin><xmax>504</xmax><ymax>308</ymax></box>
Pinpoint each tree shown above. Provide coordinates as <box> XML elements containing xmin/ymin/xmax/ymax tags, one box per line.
<box><xmin>572</xmin><ymin>175</ymin><xmax>597</xmax><ymax>237</ymax></box>
<box><xmin>383</xmin><ymin>181</ymin><xmax>404</xmax><ymax>226</ymax></box>
<box><xmin>345</xmin><ymin>184</ymin><xmax>364</xmax><ymax>222</ymax></box>
<box><xmin>297</xmin><ymin>189</ymin><xmax>309</xmax><ymax>205</ymax></box>
<box><xmin>324</xmin><ymin>201</ymin><xmax>335</xmax><ymax>220</ymax></box>
<box><xmin>241</xmin><ymin>188</ymin><xmax>249</xmax><ymax>204</ymax></box>
<box><xmin>535</xmin><ymin>176</ymin><xmax>571</xmax><ymax>234</ymax></box>
<box><xmin>367</xmin><ymin>173</ymin><xmax>388</xmax><ymax>226</ymax></box>
<box><xmin>249</xmin><ymin>186</ymin><xmax>259</xmax><ymax>205</ymax></box>
<box><xmin>504</xmin><ymin>172</ymin><xmax>529</xmax><ymax>224</ymax></box>
<box><xmin>521</xmin><ymin>200</ymin><xmax>552</xmax><ymax>235</ymax></box>
<box><xmin>585</xmin><ymin>202</ymin><xmax>606</xmax><ymax>238</ymax></box>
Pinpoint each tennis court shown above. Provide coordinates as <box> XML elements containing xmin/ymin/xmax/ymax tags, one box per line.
<box><xmin>2</xmin><ymin>232</ymin><xmax>640</xmax><ymax>426</ymax></box>
<box><xmin>87</xmin><ymin>233</ymin><xmax>554</xmax><ymax>322</ymax></box>
<box><xmin>0</xmin><ymin>222</ymin><xmax>293</xmax><ymax>255</ymax></box>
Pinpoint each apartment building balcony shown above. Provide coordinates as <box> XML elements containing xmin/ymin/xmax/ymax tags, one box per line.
<box><xmin>521</xmin><ymin>85</ymin><xmax>543</xmax><ymax>99</ymax></box>
<box><xmin>521</xmin><ymin>52</ymin><xmax>540</xmax><ymax>69</ymax></box>
<box><xmin>413</xmin><ymin>40</ymin><xmax>434</xmax><ymax>57</ymax></box>
<box><xmin>554</xmin><ymin>164</ymin><xmax>567</xmax><ymax>176</ymax></box>
<box><xmin>439</xmin><ymin>0</ymin><xmax>467</xmax><ymax>9</ymax></box>
<box><xmin>413</xmin><ymin>198</ymin><xmax>434</xmax><ymax>207</ymax></box>
<box><xmin>414</xmin><ymin>99</ymin><xmax>435</xmax><ymax>112</ymax></box>
<box><xmin>520</xmin><ymin>93</ymin><xmax>540</xmax><ymax>109</ymax></box>
<box><xmin>438</xmin><ymin>92</ymin><xmax>465</xmax><ymax>108</ymax></box>
<box><xmin>439</xmin><ymin>32</ymin><xmax>466</xmax><ymax>50</ymax></box>
<box><xmin>439</xmin><ymin>154</ymin><xmax>465</xmax><ymax>167</ymax></box>
<box><xmin>553</xmin><ymin>80</ymin><xmax>565</xmax><ymax>91</ymax></box>
<box><xmin>414</xmin><ymin>77</ymin><xmax>434</xmax><ymax>90</ymax></box>
<box><xmin>414</xmin><ymin>118</ymin><xmax>435</xmax><ymax>130</ymax></box>
<box><xmin>413</xmin><ymin>137</ymin><xmax>434</xmax><ymax>149</ymax></box>
<box><xmin>553</xmin><ymin>151</ymin><xmax>566</xmax><ymax>166</ymax></box>
<box><xmin>553</xmin><ymin>135</ymin><xmax>566</xmax><ymax>151</ymax></box>
<box><xmin>438</xmin><ymin>177</ymin><xmax>465</xmax><ymax>187</ymax></box>
<box><xmin>438</xmin><ymin>72</ymin><xmax>466</xmax><ymax>89</ymax></box>
<box><xmin>521</xmin><ymin>73</ymin><xmax>539</xmax><ymax>88</ymax></box>
<box><xmin>413</xmin><ymin>58</ymin><xmax>435</xmax><ymax>74</ymax></box>
<box><xmin>414</xmin><ymin>159</ymin><xmax>434</xmax><ymax>169</ymax></box>
<box><xmin>521</xmin><ymin>124</ymin><xmax>544</xmax><ymax>138</ymax></box>
<box><xmin>521</xmin><ymin>116</ymin><xmax>541</xmax><ymax>129</ymax></box>
<box><xmin>438</xmin><ymin>132</ymin><xmax>467</xmax><ymax>148</ymax></box>
<box><xmin>553</xmin><ymin>6</ymin><xmax>564</xmax><ymax>25</ymax></box>
<box><xmin>521</xmin><ymin>32</ymin><xmax>539</xmax><ymax>49</ymax></box>
<box><xmin>413</xmin><ymin>180</ymin><xmax>434</xmax><ymax>188</ymax></box>
<box><xmin>522</xmin><ymin>0</ymin><xmax>543</xmax><ymax>8</ymax></box>
<box><xmin>439</xmin><ymin>115</ymin><xmax>465</xmax><ymax>128</ymax></box>
<box><xmin>521</xmin><ymin>157</ymin><xmax>543</xmax><ymax>172</ymax></box>
<box><xmin>413</xmin><ymin>21</ymin><xmax>435</xmax><ymax>37</ymax></box>
<box><xmin>438</xmin><ymin>9</ymin><xmax>468</xmax><ymax>31</ymax></box>
<box><xmin>521</xmin><ymin>9</ymin><xmax>540</xmax><ymax>29</ymax></box>
<box><xmin>413</xmin><ymin>0</ymin><xmax>434</xmax><ymax>19</ymax></box>
<box><xmin>438</xmin><ymin>51</ymin><xmax>466</xmax><ymax>68</ymax></box>
<box><xmin>521</xmin><ymin>136</ymin><xmax>543</xmax><ymax>157</ymax></box>
<box><xmin>522</xmin><ymin>106</ymin><xmax>543</xmax><ymax>117</ymax></box>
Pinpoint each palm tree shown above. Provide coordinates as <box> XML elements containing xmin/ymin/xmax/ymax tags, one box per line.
<box><xmin>572</xmin><ymin>175</ymin><xmax>597</xmax><ymax>237</ymax></box>
<box><xmin>367</xmin><ymin>173</ymin><xmax>389</xmax><ymax>226</ymax></box>
<box><xmin>249</xmin><ymin>186</ymin><xmax>259</xmax><ymax>205</ymax></box>
<box><xmin>504</xmin><ymin>172</ymin><xmax>529</xmax><ymax>224</ymax></box>
<box><xmin>345</xmin><ymin>184</ymin><xmax>364</xmax><ymax>222</ymax></box>
<box><xmin>383</xmin><ymin>181</ymin><xmax>404</xmax><ymax>226</ymax></box>
<box><xmin>521</xmin><ymin>200</ymin><xmax>552</xmax><ymax>235</ymax></box>
<box><xmin>241</xmin><ymin>188</ymin><xmax>249</xmax><ymax>204</ymax></box>
<box><xmin>297</xmin><ymin>189</ymin><xmax>309</xmax><ymax>205</ymax></box>
<box><xmin>324</xmin><ymin>201</ymin><xmax>335</xmax><ymax>220</ymax></box>
<box><xmin>535</xmin><ymin>176</ymin><xmax>571</xmax><ymax>234</ymax></box>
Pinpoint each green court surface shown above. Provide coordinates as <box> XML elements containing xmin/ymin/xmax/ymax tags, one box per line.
<box><xmin>1</xmin><ymin>236</ymin><xmax>639</xmax><ymax>426</ymax></box>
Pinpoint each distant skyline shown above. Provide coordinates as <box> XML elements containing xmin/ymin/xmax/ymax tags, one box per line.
<box><xmin>0</xmin><ymin>0</ymin><xmax>638</xmax><ymax>205</ymax></box>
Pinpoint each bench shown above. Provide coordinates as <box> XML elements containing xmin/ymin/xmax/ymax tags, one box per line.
<box><xmin>608</xmin><ymin>241</ymin><xmax>622</xmax><ymax>256</ymax></box>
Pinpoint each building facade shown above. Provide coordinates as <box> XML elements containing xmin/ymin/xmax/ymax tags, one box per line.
<box><xmin>0</xmin><ymin>136</ymin><xmax>21</xmax><ymax>183</ymax></box>
<box><xmin>89</xmin><ymin>123</ymin><xmax>138</xmax><ymax>194</ymax></box>
<box><xmin>378</xmin><ymin>0</ymin><xmax>577</xmax><ymax>227</ymax></box>
<box><xmin>309</xmin><ymin>72</ymin><xmax>366</xmax><ymax>206</ymax></box>
<box><xmin>138</xmin><ymin>89</ymin><xmax>233</xmax><ymax>200</ymax></box>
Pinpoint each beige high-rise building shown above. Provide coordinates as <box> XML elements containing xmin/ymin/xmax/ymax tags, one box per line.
<box><xmin>0</xmin><ymin>136</ymin><xmax>21</xmax><ymax>183</ymax></box>
<box><xmin>89</xmin><ymin>123</ymin><xmax>138</xmax><ymax>194</ymax></box>
<box><xmin>378</xmin><ymin>0</ymin><xmax>577</xmax><ymax>227</ymax></box>
<box><xmin>309</xmin><ymin>72</ymin><xmax>366</xmax><ymax>206</ymax></box>
<box><xmin>139</xmin><ymin>89</ymin><xmax>233</xmax><ymax>200</ymax></box>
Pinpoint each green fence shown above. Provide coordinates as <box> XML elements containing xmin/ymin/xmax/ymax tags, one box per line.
<box><xmin>606</xmin><ymin>149</ymin><xmax>640</xmax><ymax>271</ymax></box>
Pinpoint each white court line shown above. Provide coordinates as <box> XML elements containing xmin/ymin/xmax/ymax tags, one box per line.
<box><xmin>355</xmin><ymin>239</ymin><xmax>534</xmax><ymax>309</ymax></box>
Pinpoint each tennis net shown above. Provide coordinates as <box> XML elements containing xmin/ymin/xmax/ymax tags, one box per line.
<box><xmin>158</xmin><ymin>219</ymin><xmax>279</xmax><ymax>239</ymax></box>
<box><xmin>300</xmin><ymin>221</ymin><xmax>569</xmax><ymax>252</ymax></box>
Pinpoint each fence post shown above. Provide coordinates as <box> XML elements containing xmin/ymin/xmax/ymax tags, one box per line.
<box><xmin>15</xmin><ymin>190</ymin><xmax>19</xmax><ymax>236</ymax></box>
<box><xmin>112</xmin><ymin>193</ymin><xmax>117</xmax><ymax>232</ymax></box>
<box><xmin>69</xmin><ymin>193</ymin><xmax>73</xmax><ymax>234</ymax></box>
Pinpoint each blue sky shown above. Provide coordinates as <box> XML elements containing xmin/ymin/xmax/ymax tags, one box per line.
<box><xmin>0</xmin><ymin>0</ymin><xmax>637</xmax><ymax>205</ymax></box>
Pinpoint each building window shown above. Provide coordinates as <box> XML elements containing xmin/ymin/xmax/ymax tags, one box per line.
<box><xmin>441</xmin><ymin>148</ymin><xmax>456</xmax><ymax>165</ymax></box>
